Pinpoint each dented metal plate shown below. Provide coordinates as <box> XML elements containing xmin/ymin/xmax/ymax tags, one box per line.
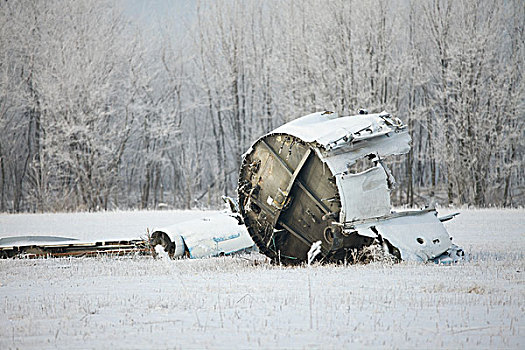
<box><xmin>374</xmin><ymin>211</ymin><xmax>452</xmax><ymax>261</ymax></box>
<box><xmin>351</xmin><ymin>210</ymin><xmax>453</xmax><ymax>261</ymax></box>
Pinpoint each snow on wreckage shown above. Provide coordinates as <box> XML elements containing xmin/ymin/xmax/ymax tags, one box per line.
<box><xmin>237</xmin><ymin>110</ymin><xmax>463</xmax><ymax>265</ymax></box>
<box><xmin>1</xmin><ymin>110</ymin><xmax>462</xmax><ymax>263</ymax></box>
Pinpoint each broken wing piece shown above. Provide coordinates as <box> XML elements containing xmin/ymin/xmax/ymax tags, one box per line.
<box><xmin>150</xmin><ymin>213</ymin><xmax>255</xmax><ymax>259</ymax></box>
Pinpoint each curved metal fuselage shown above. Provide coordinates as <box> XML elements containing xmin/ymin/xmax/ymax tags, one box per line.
<box><xmin>238</xmin><ymin>111</ymin><xmax>461</xmax><ymax>264</ymax></box>
<box><xmin>150</xmin><ymin>213</ymin><xmax>255</xmax><ymax>259</ymax></box>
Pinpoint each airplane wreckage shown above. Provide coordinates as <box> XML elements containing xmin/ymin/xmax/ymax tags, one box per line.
<box><xmin>0</xmin><ymin>110</ymin><xmax>463</xmax><ymax>264</ymax></box>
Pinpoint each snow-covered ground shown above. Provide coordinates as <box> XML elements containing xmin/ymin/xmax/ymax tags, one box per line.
<box><xmin>0</xmin><ymin>209</ymin><xmax>524</xmax><ymax>349</ymax></box>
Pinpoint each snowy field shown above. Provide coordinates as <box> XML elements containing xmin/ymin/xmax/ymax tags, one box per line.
<box><xmin>0</xmin><ymin>209</ymin><xmax>524</xmax><ymax>349</ymax></box>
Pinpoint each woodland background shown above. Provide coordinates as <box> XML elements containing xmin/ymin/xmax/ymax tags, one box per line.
<box><xmin>0</xmin><ymin>0</ymin><xmax>523</xmax><ymax>212</ymax></box>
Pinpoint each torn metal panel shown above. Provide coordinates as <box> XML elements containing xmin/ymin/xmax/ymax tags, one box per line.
<box><xmin>238</xmin><ymin>110</ymin><xmax>461</xmax><ymax>264</ymax></box>
<box><xmin>271</xmin><ymin>111</ymin><xmax>404</xmax><ymax>148</ymax></box>
<box><xmin>336</xmin><ymin>165</ymin><xmax>391</xmax><ymax>222</ymax></box>
<box><xmin>351</xmin><ymin>211</ymin><xmax>453</xmax><ymax>261</ymax></box>
<box><xmin>317</xmin><ymin>131</ymin><xmax>412</xmax><ymax>175</ymax></box>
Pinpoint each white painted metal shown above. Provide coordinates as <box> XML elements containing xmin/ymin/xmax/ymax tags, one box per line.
<box><xmin>352</xmin><ymin>211</ymin><xmax>454</xmax><ymax>261</ymax></box>
<box><xmin>153</xmin><ymin>213</ymin><xmax>255</xmax><ymax>259</ymax></box>
<box><xmin>336</xmin><ymin>166</ymin><xmax>391</xmax><ymax>222</ymax></box>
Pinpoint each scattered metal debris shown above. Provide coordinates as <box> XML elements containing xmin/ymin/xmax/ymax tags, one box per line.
<box><xmin>1</xmin><ymin>110</ymin><xmax>463</xmax><ymax>265</ymax></box>
<box><xmin>0</xmin><ymin>212</ymin><xmax>256</xmax><ymax>260</ymax></box>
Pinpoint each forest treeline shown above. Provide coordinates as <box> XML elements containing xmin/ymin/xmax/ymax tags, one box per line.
<box><xmin>0</xmin><ymin>0</ymin><xmax>523</xmax><ymax>212</ymax></box>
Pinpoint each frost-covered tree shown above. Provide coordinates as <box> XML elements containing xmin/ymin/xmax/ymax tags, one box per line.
<box><xmin>0</xmin><ymin>0</ymin><xmax>523</xmax><ymax>212</ymax></box>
